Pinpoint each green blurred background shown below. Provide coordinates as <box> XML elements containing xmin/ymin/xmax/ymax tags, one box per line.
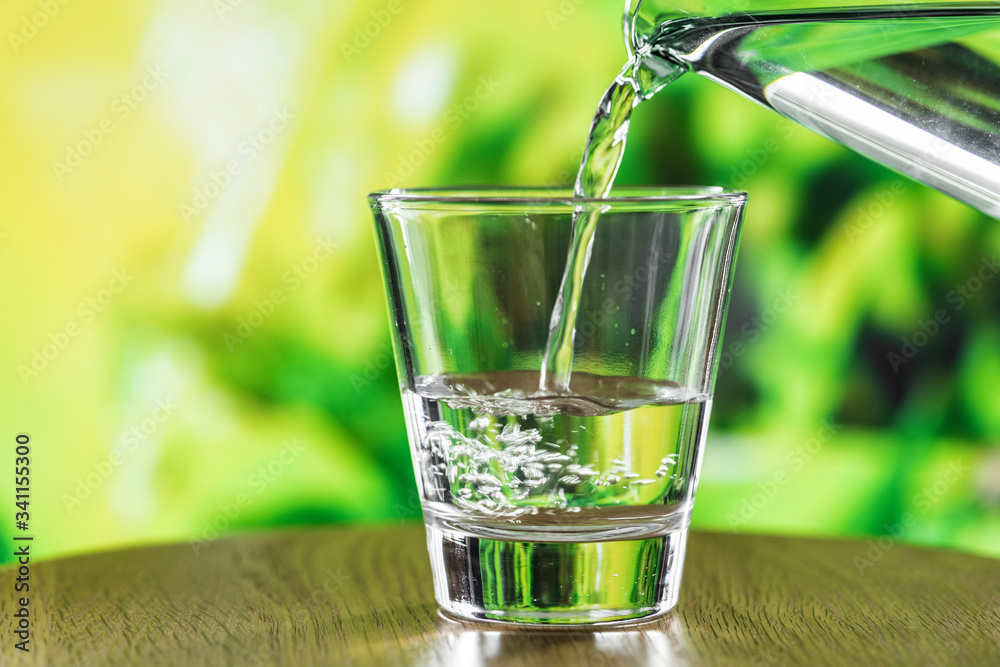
<box><xmin>1</xmin><ymin>0</ymin><xmax>998</xmax><ymax>564</ymax></box>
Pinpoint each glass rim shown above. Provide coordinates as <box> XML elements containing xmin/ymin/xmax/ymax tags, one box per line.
<box><xmin>368</xmin><ymin>185</ymin><xmax>747</xmax><ymax>207</ymax></box>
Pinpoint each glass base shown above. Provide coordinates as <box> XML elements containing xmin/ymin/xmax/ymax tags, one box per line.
<box><xmin>425</xmin><ymin>521</ymin><xmax>689</xmax><ymax>625</ymax></box>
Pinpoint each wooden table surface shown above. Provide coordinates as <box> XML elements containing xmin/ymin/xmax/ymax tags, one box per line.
<box><xmin>1</xmin><ymin>524</ymin><xmax>997</xmax><ymax>666</ymax></box>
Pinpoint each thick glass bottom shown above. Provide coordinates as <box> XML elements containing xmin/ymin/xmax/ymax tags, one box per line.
<box><xmin>425</xmin><ymin>521</ymin><xmax>689</xmax><ymax>625</ymax></box>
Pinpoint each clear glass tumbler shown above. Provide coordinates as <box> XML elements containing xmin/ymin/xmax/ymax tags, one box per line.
<box><xmin>369</xmin><ymin>187</ymin><xmax>746</xmax><ymax>625</ymax></box>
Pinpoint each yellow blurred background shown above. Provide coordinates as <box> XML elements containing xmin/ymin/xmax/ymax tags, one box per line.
<box><xmin>2</xmin><ymin>0</ymin><xmax>998</xmax><ymax>562</ymax></box>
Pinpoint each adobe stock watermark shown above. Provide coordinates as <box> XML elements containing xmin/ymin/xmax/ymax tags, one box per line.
<box><xmin>920</xmin><ymin>622</ymin><xmax>968</xmax><ymax>667</ymax></box>
<box><xmin>222</xmin><ymin>235</ymin><xmax>338</xmax><ymax>351</ymax></box>
<box><xmin>213</xmin><ymin>0</ymin><xmax>244</xmax><ymax>20</ymax></box>
<box><xmin>340</xmin><ymin>0</ymin><xmax>406</xmax><ymax>62</ymax></box>
<box><xmin>191</xmin><ymin>439</ymin><xmax>305</xmax><ymax>554</ymax></box>
<box><xmin>61</xmin><ymin>398</ymin><xmax>178</xmax><ymax>514</ymax></box>
<box><xmin>297</xmin><ymin>567</ymin><xmax>351</xmax><ymax>614</ymax></box>
<box><xmin>18</xmin><ymin>268</ymin><xmax>134</xmax><ymax>385</ymax></box>
<box><xmin>179</xmin><ymin>107</ymin><xmax>295</xmax><ymax>223</ymax></box>
<box><xmin>393</xmin><ymin>487</ymin><xmax>422</xmax><ymax>521</ymax></box>
<box><xmin>727</xmin><ymin>120</ymin><xmax>796</xmax><ymax>188</ymax></box>
<box><xmin>382</xmin><ymin>74</ymin><xmax>503</xmax><ymax>188</ymax></box>
<box><xmin>726</xmin><ymin>419</ymin><xmax>842</xmax><ymax>531</ymax></box>
<box><xmin>351</xmin><ymin>235</ymin><xmax>666</xmax><ymax>395</ymax></box>
<box><xmin>898</xmin><ymin>136</ymin><xmax>959</xmax><ymax>188</ymax></box>
<box><xmin>719</xmin><ymin>288</ymin><xmax>798</xmax><ymax>370</ymax></box>
<box><xmin>887</xmin><ymin>254</ymin><xmax>999</xmax><ymax>372</ymax></box>
<box><xmin>61</xmin><ymin>610</ymin><xmax>139</xmax><ymax>666</ymax></box>
<box><xmin>748</xmin><ymin>627</ymin><xmax>800</xmax><ymax>667</ymax></box>
<box><xmin>8</xmin><ymin>0</ymin><xmax>72</xmax><ymax>54</ymax></box>
<box><xmin>350</xmin><ymin>341</ymin><xmax>394</xmax><ymax>395</ymax></box>
<box><xmin>52</xmin><ymin>66</ymin><xmax>169</xmax><ymax>182</ymax></box>
<box><xmin>545</xmin><ymin>0</ymin><xmax>586</xmax><ymax>30</ymax></box>
<box><xmin>571</xmin><ymin>246</ymin><xmax>682</xmax><ymax>338</ymax></box>
<box><xmin>853</xmin><ymin>459</ymin><xmax>970</xmax><ymax>576</ymax></box>
<box><xmin>538</xmin><ymin>165</ymin><xmax>579</xmax><ymax>197</ymax></box>
<box><xmin>842</xmin><ymin>179</ymin><xmax>908</xmax><ymax>244</ymax></box>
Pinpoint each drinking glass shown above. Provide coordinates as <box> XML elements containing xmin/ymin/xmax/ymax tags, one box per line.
<box><xmin>369</xmin><ymin>187</ymin><xmax>746</xmax><ymax>624</ymax></box>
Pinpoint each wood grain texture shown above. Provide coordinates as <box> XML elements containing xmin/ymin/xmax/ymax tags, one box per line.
<box><xmin>0</xmin><ymin>526</ymin><xmax>997</xmax><ymax>666</ymax></box>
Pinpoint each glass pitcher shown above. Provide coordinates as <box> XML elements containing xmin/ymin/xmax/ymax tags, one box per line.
<box><xmin>624</xmin><ymin>1</ymin><xmax>1000</xmax><ymax>218</ymax></box>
